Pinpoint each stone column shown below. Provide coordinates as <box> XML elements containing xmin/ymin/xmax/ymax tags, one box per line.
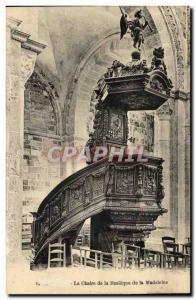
<box><xmin>6</xmin><ymin>17</ymin><xmax>46</xmax><ymax>264</ymax></box>
<box><xmin>156</xmin><ymin>101</ymin><xmax>173</xmax><ymax>231</ymax></box>
<box><xmin>184</xmin><ymin>95</ymin><xmax>190</xmax><ymax>239</ymax></box>
<box><xmin>171</xmin><ymin>91</ymin><xmax>190</xmax><ymax>243</ymax></box>
<box><xmin>146</xmin><ymin>101</ymin><xmax>173</xmax><ymax>250</ymax></box>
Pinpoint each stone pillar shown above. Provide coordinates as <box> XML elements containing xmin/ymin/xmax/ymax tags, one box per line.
<box><xmin>6</xmin><ymin>17</ymin><xmax>46</xmax><ymax>264</ymax></box>
<box><xmin>184</xmin><ymin>95</ymin><xmax>190</xmax><ymax>239</ymax></box>
<box><xmin>156</xmin><ymin>101</ymin><xmax>173</xmax><ymax>230</ymax></box>
<box><xmin>146</xmin><ymin>101</ymin><xmax>173</xmax><ymax>250</ymax></box>
<box><xmin>171</xmin><ymin>91</ymin><xmax>190</xmax><ymax>243</ymax></box>
<box><xmin>90</xmin><ymin>213</ymin><xmax>117</xmax><ymax>253</ymax></box>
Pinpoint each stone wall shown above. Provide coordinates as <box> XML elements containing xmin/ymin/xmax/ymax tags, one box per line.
<box><xmin>6</xmin><ymin>15</ymin><xmax>46</xmax><ymax>266</ymax></box>
<box><xmin>23</xmin><ymin>135</ymin><xmax>62</xmax><ymax>211</ymax></box>
<box><xmin>22</xmin><ymin>70</ymin><xmax>62</xmax><ymax>248</ymax></box>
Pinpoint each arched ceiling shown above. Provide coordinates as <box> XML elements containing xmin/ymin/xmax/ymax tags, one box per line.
<box><xmin>34</xmin><ymin>6</ymin><xmax>164</xmax><ymax>107</ymax></box>
<box><xmin>8</xmin><ymin>6</ymin><xmax>189</xmax><ymax>142</ymax></box>
<box><xmin>36</xmin><ymin>6</ymin><xmax>124</xmax><ymax>106</ymax></box>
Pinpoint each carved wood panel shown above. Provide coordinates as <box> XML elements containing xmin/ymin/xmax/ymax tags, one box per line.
<box><xmin>50</xmin><ymin>197</ymin><xmax>61</xmax><ymax>226</ymax></box>
<box><xmin>84</xmin><ymin>176</ymin><xmax>92</xmax><ymax>205</ymax></box>
<box><xmin>115</xmin><ymin>167</ymin><xmax>135</xmax><ymax>194</ymax></box>
<box><xmin>143</xmin><ymin>166</ymin><xmax>157</xmax><ymax>195</ymax></box>
<box><xmin>93</xmin><ymin>175</ymin><xmax>104</xmax><ymax>198</ymax></box>
<box><xmin>69</xmin><ymin>179</ymin><xmax>84</xmax><ymax>211</ymax></box>
<box><xmin>62</xmin><ymin>189</ymin><xmax>69</xmax><ymax>214</ymax></box>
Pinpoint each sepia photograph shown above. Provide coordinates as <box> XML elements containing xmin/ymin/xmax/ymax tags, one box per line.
<box><xmin>5</xmin><ymin>4</ymin><xmax>191</xmax><ymax>295</ymax></box>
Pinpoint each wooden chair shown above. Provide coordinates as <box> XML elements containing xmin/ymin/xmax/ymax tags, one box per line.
<box><xmin>162</xmin><ymin>236</ymin><xmax>176</xmax><ymax>245</ymax></box>
<box><xmin>112</xmin><ymin>242</ymin><xmax>141</xmax><ymax>268</ymax></box>
<box><xmin>183</xmin><ymin>243</ymin><xmax>191</xmax><ymax>255</ymax></box>
<box><xmin>112</xmin><ymin>242</ymin><xmax>126</xmax><ymax>268</ymax></box>
<box><xmin>124</xmin><ymin>244</ymin><xmax>141</xmax><ymax>268</ymax></box>
<box><xmin>162</xmin><ymin>239</ymin><xmax>185</xmax><ymax>268</ymax></box>
<box><xmin>143</xmin><ymin>249</ymin><xmax>162</xmax><ymax>268</ymax></box>
<box><xmin>186</xmin><ymin>237</ymin><xmax>191</xmax><ymax>244</ymax></box>
<box><xmin>182</xmin><ymin>242</ymin><xmax>191</xmax><ymax>267</ymax></box>
<box><xmin>48</xmin><ymin>243</ymin><xmax>66</xmax><ymax>268</ymax></box>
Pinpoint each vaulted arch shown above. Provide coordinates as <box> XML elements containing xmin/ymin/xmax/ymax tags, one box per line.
<box><xmin>25</xmin><ymin>69</ymin><xmax>62</xmax><ymax>137</ymax></box>
<box><xmin>63</xmin><ymin>6</ymin><xmax>187</xmax><ymax>145</ymax></box>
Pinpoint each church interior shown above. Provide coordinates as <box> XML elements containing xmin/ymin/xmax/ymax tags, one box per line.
<box><xmin>6</xmin><ymin>6</ymin><xmax>190</xmax><ymax>269</ymax></box>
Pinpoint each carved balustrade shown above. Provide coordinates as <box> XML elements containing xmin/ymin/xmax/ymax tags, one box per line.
<box><xmin>33</xmin><ymin>156</ymin><xmax>165</xmax><ymax>262</ymax></box>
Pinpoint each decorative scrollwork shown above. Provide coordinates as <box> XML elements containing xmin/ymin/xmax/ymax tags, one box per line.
<box><xmin>69</xmin><ymin>186</ymin><xmax>83</xmax><ymax>210</ymax></box>
<box><xmin>157</xmin><ymin>165</ymin><xmax>165</xmax><ymax>201</ymax></box>
<box><xmin>135</xmin><ymin>165</ymin><xmax>144</xmax><ymax>198</ymax></box>
<box><xmin>106</xmin><ymin>164</ymin><xmax>115</xmax><ymax>195</ymax></box>
<box><xmin>93</xmin><ymin>176</ymin><xmax>104</xmax><ymax>197</ymax></box>
<box><xmin>150</xmin><ymin>77</ymin><xmax>167</xmax><ymax>95</ymax></box>
<box><xmin>161</xmin><ymin>6</ymin><xmax>185</xmax><ymax>89</ymax></box>
<box><xmin>143</xmin><ymin>166</ymin><xmax>157</xmax><ymax>195</ymax></box>
<box><xmin>84</xmin><ymin>176</ymin><xmax>92</xmax><ymax>206</ymax></box>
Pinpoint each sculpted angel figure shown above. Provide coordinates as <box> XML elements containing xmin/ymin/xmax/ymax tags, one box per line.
<box><xmin>120</xmin><ymin>8</ymin><xmax>153</xmax><ymax>51</ymax></box>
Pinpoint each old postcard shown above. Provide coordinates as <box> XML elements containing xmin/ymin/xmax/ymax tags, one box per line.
<box><xmin>6</xmin><ymin>5</ymin><xmax>191</xmax><ymax>295</ymax></box>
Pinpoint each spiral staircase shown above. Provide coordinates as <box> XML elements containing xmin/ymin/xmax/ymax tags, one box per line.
<box><xmin>31</xmin><ymin>48</ymin><xmax>172</xmax><ymax>266</ymax></box>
